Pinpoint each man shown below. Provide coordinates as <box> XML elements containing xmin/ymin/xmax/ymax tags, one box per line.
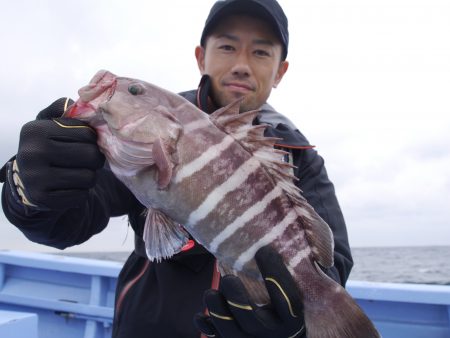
<box><xmin>1</xmin><ymin>0</ymin><xmax>353</xmax><ymax>337</ymax></box>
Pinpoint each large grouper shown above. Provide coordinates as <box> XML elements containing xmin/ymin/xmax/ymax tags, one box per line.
<box><xmin>65</xmin><ymin>70</ymin><xmax>380</xmax><ymax>338</ymax></box>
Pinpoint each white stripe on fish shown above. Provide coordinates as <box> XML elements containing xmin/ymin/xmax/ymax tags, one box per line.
<box><xmin>233</xmin><ymin>208</ymin><xmax>299</xmax><ymax>271</ymax></box>
<box><xmin>175</xmin><ymin>135</ymin><xmax>235</xmax><ymax>183</ymax></box>
<box><xmin>288</xmin><ymin>246</ymin><xmax>312</xmax><ymax>272</ymax></box>
<box><xmin>183</xmin><ymin>118</ymin><xmax>212</xmax><ymax>134</ymax></box>
<box><xmin>187</xmin><ymin>156</ymin><xmax>261</xmax><ymax>226</ymax></box>
<box><xmin>210</xmin><ymin>183</ymin><xmax>284</xmax><ymax>253</ymax></box>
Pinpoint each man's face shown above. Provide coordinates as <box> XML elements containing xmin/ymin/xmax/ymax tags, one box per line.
<box><xmin>195</xmin><ymin>14</ymin><xmax>289</xmax><ymax>112</ymax></box>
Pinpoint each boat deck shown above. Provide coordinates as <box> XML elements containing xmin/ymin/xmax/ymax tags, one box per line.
<box><xmin>0</xmin><ymin>250</ymin><xmax>449</xmax><ymax>338</ymax></box>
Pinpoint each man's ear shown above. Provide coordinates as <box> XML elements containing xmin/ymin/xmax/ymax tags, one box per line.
<box><xmin>195</xmin><ymin>46</ymin><xmax>206</xmax><ymax>74</ymax></box>
<box><xmin>273</xmin><ymin>60</ymin><xmax>289</xmax><ymax>88</ymax></box>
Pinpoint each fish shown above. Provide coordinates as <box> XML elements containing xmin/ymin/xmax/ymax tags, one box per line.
<box><xmin>65</xmin><ymin>69</ymin><xmax>380</xmax><ymax>338</ymax></box>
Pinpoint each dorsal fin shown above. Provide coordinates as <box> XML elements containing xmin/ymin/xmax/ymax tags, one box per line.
<box><xmin>209</xmin><ymin>99</ymin><xmax>334</xmax><ymax>269</ymax></box>
<box><xmin>209</xmin><ymin>98</ymin><xmax>260</xmax><ymax>135</ymax></box>
<box><xmin>209</xmin><ymin>97</ymin><xmax>242</xmax><ymax>120</ymax></box>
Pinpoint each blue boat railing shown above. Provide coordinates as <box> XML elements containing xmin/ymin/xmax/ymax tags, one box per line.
<box><xmin>0</xmin><ymin>251</ymin><xmax>119</xmax><ymax>338</ymax></box>
<box><xmin>0</xmin><ymin>250</ymin><xmax>449</xmax><ymax>338</ymax></box>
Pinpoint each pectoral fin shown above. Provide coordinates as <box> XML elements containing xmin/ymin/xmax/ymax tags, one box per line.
<box><xmin>142</xmin><ymin>207</ymin><xmax>189</xmax><ymax>262</ymax></box>
<box><xmin>152</xmin><ymin>137</ymin><xmax>173</xmax><ymax>189</ymax></box>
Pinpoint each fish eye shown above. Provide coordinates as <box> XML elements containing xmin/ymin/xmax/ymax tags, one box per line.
<box><xmin>128</xmin><ymin>83</ymin><xmax>144</xmax><ymax>95</ymax></box>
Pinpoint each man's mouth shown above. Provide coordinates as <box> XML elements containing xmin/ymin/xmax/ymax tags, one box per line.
<box><xmin>224</xmin><ymin>82</ymin><xmax>254</xmax><ymax>93</ymax></box>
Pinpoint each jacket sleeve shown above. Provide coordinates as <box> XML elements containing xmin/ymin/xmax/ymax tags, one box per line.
<box><xmin>1</xmin><ymin>165</ymin><xmax>137</xmax><ymax>249</ymax></box>
<box><xmin>293</xmin><ymin>141</ymin><xmax>353</xmax><ymax>286</ymax></box>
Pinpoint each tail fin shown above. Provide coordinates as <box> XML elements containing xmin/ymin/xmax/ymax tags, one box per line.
<box><xmin>301</xmin><ymin>261</ymin><xmax>380</xmax><ymax>338</ymax></box>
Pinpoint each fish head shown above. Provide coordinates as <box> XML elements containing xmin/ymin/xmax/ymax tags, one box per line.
<box><xmin>99</xmin><ymin>75</ymin><xmax>182</xmax><ymax>145</ymax></box>
<box><xmin>67</xmin><ymin>70</ymin><xmax>184</xmax><ymax>189</ymax></box>
<box><xmin>66</xmin><ymin>69</ymin><xmax>182</xmax><ymax>148</ymax></box>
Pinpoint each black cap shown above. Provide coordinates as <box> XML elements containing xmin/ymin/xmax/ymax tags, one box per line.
<box><xmin>200</xmin><ymin>0</ymin><xmax>289</xmax><ymax>60</ymax></box>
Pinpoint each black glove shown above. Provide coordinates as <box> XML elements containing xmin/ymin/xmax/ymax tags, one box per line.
<box><xmin>194</xmin><ymin>246</ymin><xmax>305</xmax><ymax>338</ymax></box>
<box><xmin>10</xmin><ymin>97</ymin><xmax>104</xmax><ymax>210</ymax></box>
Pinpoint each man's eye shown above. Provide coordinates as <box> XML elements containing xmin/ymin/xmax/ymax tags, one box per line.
<box><xmin>255</xmin><ymin>50</ymin><xmax>270</xmax><ymax>57</ymax></box>
<box><xmin>219</xmin><ymin>45</ymin><xmax>235</xmax><ymax>51</ymax></box>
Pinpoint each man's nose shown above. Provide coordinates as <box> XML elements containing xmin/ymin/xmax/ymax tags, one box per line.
<box><xmin>230</xmin><ymin>52</ymin><xmax>252</xmax><ymax>77</ymax></box>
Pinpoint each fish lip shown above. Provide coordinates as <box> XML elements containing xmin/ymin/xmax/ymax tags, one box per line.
<box><xmin>95</xmin><ymin>78</ymin><xmax>116</xmax><ymax>112</ymax></box>
<box><xmin>76</xmin><ymin>70</ymin><xmax>117</xmax><ymax>111</ymax></box>
<box><xmin>106</xmin><ymin>79</ymin><xmax>117</xmax><ymax>102</ymax></box>
<box><xmin>95</xmin><ymin>71</ymin><xmax>117</xmax><ymax>103</ymax></box>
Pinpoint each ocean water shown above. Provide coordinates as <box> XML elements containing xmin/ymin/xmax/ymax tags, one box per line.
<box><xmin>61</xmin><ymin>246</ymin><xmax>450</xmax><ymax>285</ymax></box>
<box><xmin>350</xmin><ymin>246</ymin><xmax>450</xmax><ymax>285</ymax></box>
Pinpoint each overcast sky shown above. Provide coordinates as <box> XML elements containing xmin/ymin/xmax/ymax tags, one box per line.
<box><xmin>0</xmin><ymin>0</ymin><xmax>449</xmax><ymax>253</ymax></box>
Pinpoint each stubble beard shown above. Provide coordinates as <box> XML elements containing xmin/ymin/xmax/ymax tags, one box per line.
<box><xmin>213</xmin><ymin>91</ymin><xmax>260</xmax><ymax>113</ymax></box>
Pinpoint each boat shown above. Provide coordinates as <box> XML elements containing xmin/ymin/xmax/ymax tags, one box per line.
<box><xmin>0</xmin><ymin>250</ymin><xmax>449</xmax><ymax>338</ymax></box>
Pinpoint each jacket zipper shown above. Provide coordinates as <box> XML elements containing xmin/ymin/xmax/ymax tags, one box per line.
<box><xmin>115</xmin><ymin>260</ymin><xmax>150</xmax><ymax>318</ymax></box>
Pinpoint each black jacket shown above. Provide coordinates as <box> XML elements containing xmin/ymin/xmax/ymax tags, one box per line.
<box><xmin>1</xmin><ymin>78</ymin><xmax>353</xmax><ymax>338</ymax></box>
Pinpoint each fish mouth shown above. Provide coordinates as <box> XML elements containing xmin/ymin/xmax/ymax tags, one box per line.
<box><xmin>88</xmin><ymin>70</ymin><xmax>117</xmax><ymax>101</ymax></box>
<box><xmin>65</xmin><ymin>70</ymin><xmax>117</xmax><ymax>119</ymax></box>
<box><xmin>79</xmin><ymin>70</ymin><xmax>117</xmax><ymax>108</ymax></box>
